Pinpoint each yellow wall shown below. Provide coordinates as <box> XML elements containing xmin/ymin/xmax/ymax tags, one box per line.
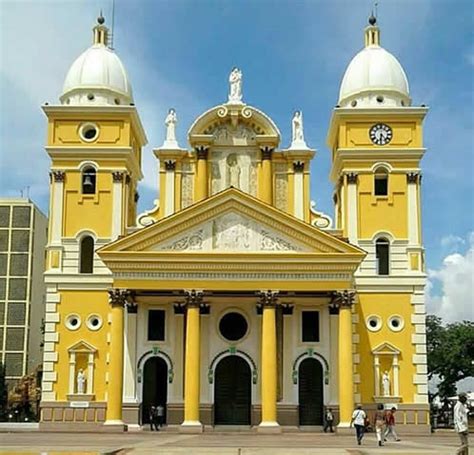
<box><xmin>54</xmin><ymin>290</ymin><xmax>110</xmax><ymax>401</ymax></box>
<box><xmin>356</xmin><ymin>293</ymin><xmax>417</xmax><ymax>403</ymax></box>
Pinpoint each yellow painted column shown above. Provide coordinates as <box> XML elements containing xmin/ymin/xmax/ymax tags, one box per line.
<box><xmin>261</xmin><ymin>147</ymin><xmax>273</xmax><ymax>204</ymax></box>
<box><xmin>195</xmin><ymin>146</ymin><xmax>208</xmax><ymax>202</ymax></box>
<box><xmin>258</xmin><ymin>291</ymin><xmax>280</xmax><ymax>432</ymax></box>
<box><xmin>181</xmin><ymin>290</ymin><xmax>203</xmax><ymax>431</ymax></box>
<box><xmin>105</xmin><ymin>289</ymin><xmax>127</xmax><ymax>427</ymax></box>
<box><xmin>336</xmin><ymin>290</ymin><xmax>355</xmax><ymax>428</ymax></box>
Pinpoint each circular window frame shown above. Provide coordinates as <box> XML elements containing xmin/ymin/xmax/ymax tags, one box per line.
<box><xmin>79</xmin><ymin>123</ymin><xmax>100</xmax><ymax>143</ymax></box>
<box><xmin>86</xmin><ymin>314</ymin><xmax>103</xmax><ymax>331</ymax></box>
<box><xmin>65</xmin><ymin>313</ymin><xmax>81</xmax><ymax>331</ymax></box>
<box><xmin>217</xmin><ymin>309</ymin><xmax>250</xmax><ymax>343</ymax></box>
<box><xmin>388</xmin><ymin>315</ymin><xmax>404</xmax><ymax>332</ymax></box>
<box><xmin>366</xmin><ymin>314</ymin><xmax>382</xmax><ymax>332</ymax></box>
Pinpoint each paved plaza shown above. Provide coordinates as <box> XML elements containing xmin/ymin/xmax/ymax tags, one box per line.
<box><xmin>0</xmin><ymin>430</ymin><xmax>463</xmax><ymax>455</ymax></box>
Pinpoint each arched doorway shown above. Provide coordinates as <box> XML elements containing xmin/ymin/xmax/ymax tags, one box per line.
<box><xmin>142</xmin><ymin>356</ymin><xmax>168</xmax><ymax>425</ymax></box>
<box><xmin>214</xmin><ymin>356</ymin><xmax>251</xmax><ymax>425</ymax></box>
<box><xmin>298</xmin><ymin>357</ymin><xmax>324</xmax><ymax>425</ymax></box>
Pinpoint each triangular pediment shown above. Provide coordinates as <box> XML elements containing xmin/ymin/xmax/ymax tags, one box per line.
<box><xmin>68</xmin><ymin>340</ymin><xmax>97</xmax><ymax>353</ymax></box>
<box><xmin>99</xmin><ymin>188</ymin><xmax>364</xmax><ymax>256</ymax></box>
<box><xmin>372</xmin><ymin>342</ymin><xmax>401</xmax><ymax>355</ymax></box>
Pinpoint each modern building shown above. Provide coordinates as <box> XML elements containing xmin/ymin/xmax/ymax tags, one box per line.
<box><xmin>0</xmin><ymin>198</ymin><xmax>47</xmax><ymax>387</ymax></box>
<box><xmin>40</xmin><ymin>14</ymin><xmax>429</xmax><ymax>433</ymax></box>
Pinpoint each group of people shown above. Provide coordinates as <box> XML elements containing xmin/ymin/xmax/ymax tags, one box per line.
<box><xmin>349</xmin><ymin>404</ymin><xmax>400</xmax><ymax>447</ymax></box>
<box><xmin>148</xmin><ymin>404</ymin><xmax>165</xmax><ymax>431</ymax></box>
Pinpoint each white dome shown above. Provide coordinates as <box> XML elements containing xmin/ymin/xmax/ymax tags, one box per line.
<box><xmin>60</xmin><ymin>43</ymin><xmax>133</xmax><ymax>106</ymax></box>
<box><xmin>338</xmin><ymin>28</ymin><xmax>411</xmax><ymax>108</ymax></box>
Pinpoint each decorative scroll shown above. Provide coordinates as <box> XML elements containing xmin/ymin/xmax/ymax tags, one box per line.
<box><xmin>163</xmin><ymin>230</ymin><xmax>204</xmax><ymax>251</ymax></box>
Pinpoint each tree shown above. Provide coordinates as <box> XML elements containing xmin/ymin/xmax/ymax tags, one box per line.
<box><xmin>426</xmin><ymin>315</ymin><xmax>474</xmax><ymax>397</ymax></box>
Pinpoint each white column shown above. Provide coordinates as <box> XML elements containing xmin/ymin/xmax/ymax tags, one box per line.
<box><xmin>68</xmin><ymin>352</ymin><xmax>76</xmax><ymax>395</ymax></box>
<box><xmin>293</xmin><ymin>162</ymin><xmax>304</xmax><ymax>220</ymax></box>
<box><xmin>87</xmin><ymin>353</ymin><xmax>94</xmax><ymax>395</ymax></box>
<box><xmin>123</xmin><ymin>306</ymin><xmax>138</xmax><ymax>402</ymax></box>
<box><xmin>393</xmin><ymin>355</ymin><xmax>400</xmax><ymax>396</ymax></box>
<box><xmin>407</xmin><ymin>173</ymin><xmax>420</xmax><ymax>245</ymax></box>
<box><xmin>347</xmin><ymin>173</ymin><xmax>358</xmax><ymax>244</ymax></box>
<box><xmin>112</xmin><ymin>172</ymin><xmax>124</xmax><ymax>240</ymax></box>
<box><xmin>165</xmin><ymin>161</ymin><xmax>176</xmax><ymax>217</ymax></box>
<box><xmin>374</xmin><ymin>354</ymin><xmax>380</xmax><ymax>396</ymax></box>
<box><xmin>51</xmin><ymin>171</ymin><xmax>65</xmax><ymax>245</ymax></box>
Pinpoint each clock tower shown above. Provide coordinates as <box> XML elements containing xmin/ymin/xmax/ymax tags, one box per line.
<box><xmin>327</xmin><ymin>15</ymin><xmax>430</xmax><ymax>421</ymax></box>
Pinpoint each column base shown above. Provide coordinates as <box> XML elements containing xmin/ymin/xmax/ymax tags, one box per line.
<box><xmin>257</xmin><ymin>421</ymin><xmax>282</xmax><ymax>433</ymax></box>
<box><xmin>102</xmin><ymin>420</ymin><xmax>127</xmax><ymax>432</ymax></box>
<box><xmin>180</xmin><ymin>420</ymin><xmax>203</xmax><ymax>433</ymax></box>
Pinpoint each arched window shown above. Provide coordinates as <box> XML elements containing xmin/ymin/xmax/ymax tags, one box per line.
<box><xmin>79</xmin><ymin>236</ymin><xmax>94</xmax><ymax>273</ymax></box>
<box><xmin>374</xmin><ymin>168</ymin><xmax>388</xmax><ymax>196</ymax></box>
<box><xmin>82</xmin><ymin>167</ymin><xmax>96</xmax><ymax>194</ymax></box>
<box><xmin>376</xmin><ymin>238</ymin><xmax>390</xmax><ymax>275</ymax></box>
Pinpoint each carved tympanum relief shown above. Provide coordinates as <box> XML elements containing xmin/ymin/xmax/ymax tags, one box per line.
<box><xmin>156</xmin><ymin>211</ymin><xmax>307</xmax><ymax>252</ymax></box>
<box><xmin>181</xmin><ymin>161</ymin><xmax>194</xmax><ymax>208</ymax></box>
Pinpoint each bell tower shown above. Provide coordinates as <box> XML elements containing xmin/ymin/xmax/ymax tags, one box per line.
<box><xmin>40</xmin><ymin>15</ymin><xmax>147</xmax><ymax>429</ymax></box>
<box><xmin>327</xmin><ymin>15</ymin><xmax>430</xmax><ymax>422</ymax></box>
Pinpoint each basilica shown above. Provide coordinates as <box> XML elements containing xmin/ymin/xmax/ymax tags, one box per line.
<box><xmin>39</xmin><ymin>14</ymin><xmax>430</xmax><ymax>432</ymax></box>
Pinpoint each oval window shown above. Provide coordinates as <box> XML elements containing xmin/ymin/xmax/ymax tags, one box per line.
<box><xmin>219</xmin><ymin>312</ymin><xmax>248</xmax><ymax>341</ymax></box>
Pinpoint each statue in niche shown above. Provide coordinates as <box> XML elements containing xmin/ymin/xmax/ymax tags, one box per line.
<box><xmin>227</xmin><ymin>154</ymin><xmax>241</xmax><ymax>188</ymax></box>
<box><xmin>165</xmin><ymin>108</ymin><xmax>178</xmax><ymax>143</ymax></box>
<box><xmin>292</xmin><ymin>110</ymin><xmax>304</xmax><ymax>143</ymax></box>
<box><xmin>382</xmin><ymin>370</ymin><xmax>391</xmax><ymax>396</ymax></box>
<box><xmin>228</xmin><ymin>67</ymin><xmax>243</xmax><ymax>103</ymax></box>
<box><xmin>77</xmin><ymin>368</ymin><xmax>86</xmax><ymax>394</ymax></box>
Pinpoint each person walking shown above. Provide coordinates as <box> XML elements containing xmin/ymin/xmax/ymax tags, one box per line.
<box><xmin>384</xmin><ymin>407</ymin><xmax>401</xmax><ymax>442</ymax></box>
<box><xmin>374</xmin><ymin>404</ymin><xmax>385</xmax><ymax>447</ymax></box>
<box><xmin>148</xmin><ymin>405</ymin><xmax>158</xmax><ymax>431</ymax></box>
<box><xmin>454</xmin><ymin>393</ymin><xmax>469</xmax><ymax>455</ymax></box>
<box><xmin>350</xmin><ymin>404</ymin><xmax>367</xmax><ymax>445</ymax></box>
<box><xmin>156</xmin><ymin>404</ymin><xmax>165</xmax><ymax>428</ymax></box>
<box><xmin>323</xmin><ymin>407</ymin><xmax>334</xmax><ymax>433</ymax></box>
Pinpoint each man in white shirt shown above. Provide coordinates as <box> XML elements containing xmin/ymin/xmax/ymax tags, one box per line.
<box><xmin>350</xmin><ymin>404</ymin><xmax>367</xmax><ymax>445</ymax></box>
<box><xmin>454</xmin><ymin>393</ymin><xmax>469</xmax><ymax>455</ymax></box>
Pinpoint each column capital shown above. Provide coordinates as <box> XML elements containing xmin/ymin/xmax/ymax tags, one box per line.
<box><xmin>331</xmin><ymin>289</ymin><xmax>356</xmax><ymax>309</ymax></box>
<box><xmin>184</xmin><ymin>289</ymin><xmax>204</xmax><ymax>308</ymax></box>
<box><xmin>51</xmin><ymin>170</ymin><xmax>66</xmax><ymax>182</ymax></box>
<box><xmin>256</xmin><ymin>290</ymin><xmax>279</xmax><ymax>313</ymax></box>
<box><xmin>108</xmin><ymin>288</ymin><xmax>132</xmax><ymax>308</ymax></box>
<box><xmin>112</xmin><ymin>171</ymin><xmax>125</xmax><ymax>182</ymax></box>
<box><xmin>407</xmin><ymin>172</ymin><xmax>420</xmax><ymax>184</ymax></box>
<box><xmin>195</xmin><ymin>146</ymin><xmax>209</xmax><ymax>160</ymax></box>
<box><xmin>165</xmin><ymin>160</ymin><xmax>176</xmax><ymax>171</ymax></box>
<box><xmin>260</xmin><ymin>146</ymin><xmax>274</xmax><ymax>160</ymax></box>
<box><xmin>293</xmin><ymin>161</ymin><xmax>305</xmax><ymax>173</ymax></box>
<box><xmin>346</xmin><ymin>173</ymin><xmax>358</xmax><ymax>184</ymax></box>
<box><xmin>126</xmin><ymin>302</ymin><xmax>138</xmax><ymax>314</ymax></box>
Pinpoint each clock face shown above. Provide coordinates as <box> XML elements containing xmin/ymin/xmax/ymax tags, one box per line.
<box><xmin>369</xmin><ymin>123</ymin><xmax>393</xmax><ymax>145</ymax></box>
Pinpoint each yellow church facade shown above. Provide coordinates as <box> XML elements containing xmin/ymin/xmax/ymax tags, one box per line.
<box><xmin>39</xmin><ymin>15</ymin><xmax>430</xmax><ymax>432</ymax></box>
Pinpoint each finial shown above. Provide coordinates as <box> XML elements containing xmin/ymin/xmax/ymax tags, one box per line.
<box><xmin>365</xmin><ymin>3</ymin><xmax>380</xmax><ymax>47</ymax></box>
<box><xmin>98</xmin><ymin>10</ymin><xmax>105</xmax><ymax>25</ymax></box>
<box><xmin>368</xmin><ymin>14</ymin><xmax>376</xmax><ymax>26</ymax></box>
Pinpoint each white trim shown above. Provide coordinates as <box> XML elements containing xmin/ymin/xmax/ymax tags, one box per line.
<box><xmin>112</xmin><ymin>178</ymin><xmax>123</xmax><ymax>240</ymax></box>
<box><xmin>387</xmin><ymin>315</ymin><xmax>404</xmax><ymax>332</ymax></box>
<box><xmin>165</xmin><ymin>167</ymin><xmax>175</xmax><ymax>217</ymax></box>
<box><xmin>347</xmin><ymin>177</ymin><xmax>358</xmax><ymax>244</ymax></box>
<box><xmin>86</xmin><ymin>314</ymin><xmax>103</xmax><ymax>331</ymax></box>
<box><xmin>407</xmin><ymin>177</ymin><xmax>419</xmax><ymax>245</ymax></box>
<box><xmin>137</xmin><ymin>351</ymin><xmax>172</xmax><ymax>403</ymax></box>
<box><xmin>77</xmin><ymin>161</ymin><xmax>99</xmax><ymax>172</ymax></box>
<box><xmin>78</xmin><ymin>123</ymin><xmax>100</xmax><ymax>143</ymax></box>
<box><xmin>51</xmin><ymin>178</ymin><xmax>64</xmax><ymax>246</ymax></box>
<box><xmin>366</xmin><ymin>314</ymin><xmax>382</xmax><ymax>332</ymax></box>
<box><xmin>65</xmin><ymin>313</ymin><xmax>81</xmax><ymax>331</ymax></box>
<box><xmin>123</xmin><ymin>310</ymin><xmax>138</xmax><ymax>403</ymax></box>
<box><xmin>371</xmin><ymin>162</ymin><xmax>393</xmax><ymax>173</ymax></box>
<box><xmin>294</xmin><ymin>171</ymin><xmax>304</xmax><ymax>220</ymax></box>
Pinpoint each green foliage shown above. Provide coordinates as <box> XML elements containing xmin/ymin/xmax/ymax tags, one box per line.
<box><xmin>426</xmin><ymin>315</ymin><xmax>474</xmax><ymax>397</ymax></box>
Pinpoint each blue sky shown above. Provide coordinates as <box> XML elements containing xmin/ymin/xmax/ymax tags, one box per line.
<box><xmin>1</xmin><ymin>0</ymin><xmax>473</xmax><ymax>321</ymax></box>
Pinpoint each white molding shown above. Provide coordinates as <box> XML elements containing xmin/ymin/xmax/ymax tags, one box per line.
<box><xmin>165</xmin><ymin>167</ymin><xmax>175</xmax><ymax>217</ymax></box>
<box><xmin>407</xmin><ymin>179</ymin><xmax>419</xmax><ymax>245</ymax></box>
<box><xmin>347</xmin><ymin>179</ymin><xmax>358</xmax><ymax>244</ymax></box>
<box><xmin>112</xmin><ymin>179</ymin><xmax>123</xmax><ymax>240</ymax></box>
<box><xmin>51</xmin><ymin>178</ymin><xmax>64</xmax><ymax>246</ymax></box>
<box><xmin>294</xmin><ymin>171</ymin><xmax>304</xmax><ymax>220</ymax></box>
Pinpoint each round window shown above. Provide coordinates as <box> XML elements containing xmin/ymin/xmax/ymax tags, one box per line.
<box><xmin>86</xmin><ymin>314</ymin><xmax>103</xmax><ymax>331</ymax></box>
<box><xmin>65</xmin><ymin>314</ymin><xmax>81</xmax><ymax>331</ymax></box>
<box><xmin>366</xmin><ymin>315</ymin><xmax>382</xmax><ymax>332</ymax></box>
<box><xmin>87</xmin><ymin>93</ymin><xmax>95</xmax><ymax>101</ymax></box>
<box><xmin>351</xmin><ymin>100</ymin><xmax>357</xmax><ymax>107</ymax></box>
<box><xmin>219</xmin><ymin>312</ymin><xmax>248</xmax><ymax>341</ymax></box>
<box><xmin>388</xmin><ymin>315</ymin><xmax>404</xmax><ymax>332</ymax></box>
<box><xmin>79</xmin><ymin>123</ymin><xmax>99</xmax><ymax>142</ymax></box>
<box><xmin>376</xmin><ymin>95</ymin><xmax>385</xmax><ymax>103</ymax></box>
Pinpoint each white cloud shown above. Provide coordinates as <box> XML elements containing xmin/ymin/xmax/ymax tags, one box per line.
<box><xmin>426</xmin><ymin>232</ymin><xmax>474</xmax><ymax>322</ymax></box>
<box><xmin>440</xmin><ymin>234</ymin><xmax>466</xmax><ymax>253</ymax></box>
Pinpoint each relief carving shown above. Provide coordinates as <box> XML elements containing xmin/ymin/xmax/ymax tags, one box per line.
<box><xmin>261</xmin><ymin>230</ymin><xmax>299</xmax><ymax>251</ymax></box>
<box><xmin>213</xmin><ymin>213</ymin><xmax>251</xmax><ymax>250</ymax></box>
<box><xmin>164</xmin><ymin>230</ymin><xmax>204</xmax><ymax>251</ymax></box>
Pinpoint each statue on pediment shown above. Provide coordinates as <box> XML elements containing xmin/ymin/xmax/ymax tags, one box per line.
<box><xmin>228</xmin><ymin>67</ymin><xmax>243</xmax><ymax>103</ymax></box>
<box><xmin>227</xmin><ymin>154</ymin><xmax>241</xmax><ymax>188</ymax></box>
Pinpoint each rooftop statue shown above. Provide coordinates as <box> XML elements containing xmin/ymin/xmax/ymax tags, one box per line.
<box><xmin>228</xmin><ymin>67</ymin><xmax>243</xmax><ymax>104</ymax></box>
